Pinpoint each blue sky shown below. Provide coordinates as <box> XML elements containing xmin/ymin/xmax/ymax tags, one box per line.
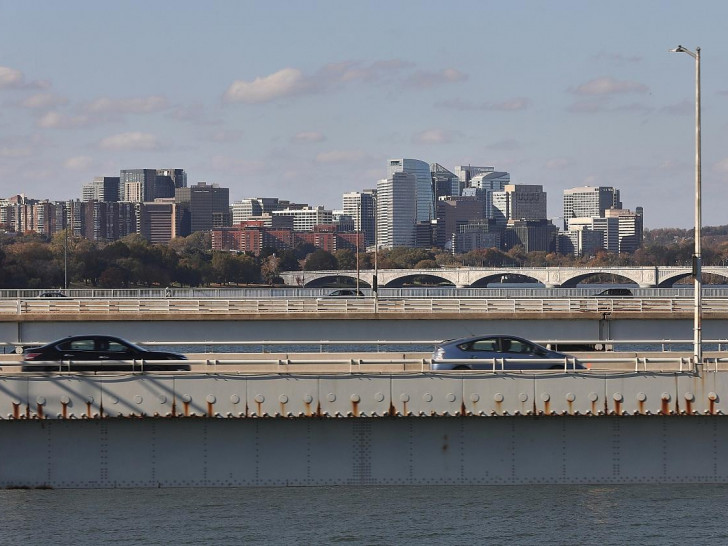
<box><xmin>0</xmin><ymin>0</ymin><xmax>726</xmax><ymax>228</ymax></box>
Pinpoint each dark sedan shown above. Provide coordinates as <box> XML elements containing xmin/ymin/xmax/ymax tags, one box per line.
<box><xmin>431</xmin><ymin>334</ymin><xmax>584</xmax><ymax>371</ymax></box>
<box><xmin>22</xmin><ymin>335</ymin><xmax>189</xmax><ymax>372</ymax></box>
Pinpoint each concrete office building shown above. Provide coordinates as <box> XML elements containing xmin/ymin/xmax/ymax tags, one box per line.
<box><xmin>605</xmin><ymin>207</ymin><xmax>644</xmax><ymax>254</ymax></box>
<box><xmin>387</xmin><ymin>158</ymin><xmax>432</xmax><ymax>223</ymax></box>
<box><xmin>231</xmin><ymin>197</ymin><xmax>283</xmax><ymax>225</ymax></box>
<box><xmin>563</xmin><ymin>186</ymin><xmax>622</xmax><ymax>229</ymax></box>
<box><xmin>492</xmin><ymin>184</ymin><xmax>547</xmax><ymax>226</ymax></box>
<box><xmin>272</xmin><ymin>206</ymin><xmax>333</xmax><ymax>231</ymax></box>
<box><xmin>139</xmin><ymin>202</ymin><xmax>178</xmax><ymax>244</ymax></box>
<box><xmin>376</xmin><ymin>172</ymin><xmax>417</xmax><ymax>249</ymax></box>
<box><xmin>567</xmin><ymin>216</ymin><xmax>620</xmax><ymax>253</ymax></box>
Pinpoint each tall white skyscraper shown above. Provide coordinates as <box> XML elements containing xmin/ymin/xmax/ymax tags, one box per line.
<box><xmin>387</xmin><ymin>158</ymin><xmax>432</xmax><ymax>223</ymax></box>
<box><xmin>377</xmin><ymin>172</ymin><xmax>416</xmax><ymax>249</ymax></box>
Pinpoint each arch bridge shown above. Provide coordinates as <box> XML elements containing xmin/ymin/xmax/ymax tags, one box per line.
<box><xmin>281</xmin><ymin>265</ymin><xmax>728</xmax><ymax>289</ymax></box>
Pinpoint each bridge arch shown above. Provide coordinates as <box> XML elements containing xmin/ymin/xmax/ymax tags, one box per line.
<box><xmin>558</xmin><ymin>272</ymin><xmax>640</xmax><ymax>288</ymax></box>
<box><xmin>302</xmin><ymin>274</ymin><xmax>371</xmax><ymax>288</ymax></box>
<box><xmin>383</xmin><ymin>273</ymin><xmax>455</xmax><ymax>288</ymax></box>
<box><xmin>469</xmin><ymin>273</ymin><xmax>543</xmax><ymax>288</ymax></box>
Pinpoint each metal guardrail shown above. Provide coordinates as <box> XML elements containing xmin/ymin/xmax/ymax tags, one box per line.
<box><xmin>2</xmin><ymin>297</ymin><xmax>728</xmax><ymax>315</ymax></box>
<box><xmin>0</xmin><ymin>355</ymin><xmax>719</xmax><ymax>374</ymax></box>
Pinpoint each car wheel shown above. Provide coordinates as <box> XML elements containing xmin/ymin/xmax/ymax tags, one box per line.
<box><xmin>453</xmin><ymin>365</ymin><xmax>470</xmax><ymax>370</ymax></box>
<box><xmin>549</xmin><ymin>364</ymin><xmax>564</xmax><ymax>370</ymax></box>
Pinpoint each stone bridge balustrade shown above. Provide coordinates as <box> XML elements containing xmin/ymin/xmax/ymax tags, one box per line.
<box><xmin>282</xmin><ymin>266</ymin><xmax>728</xmax><ymax>289</ymax></box>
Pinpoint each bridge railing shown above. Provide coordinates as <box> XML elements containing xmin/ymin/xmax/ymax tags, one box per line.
<box><xmin>0</xmin><ymin>355</ymin><xmax>712</xmax><ymax>374</ymax></box>
<box><xmin>2</xmin><ymin>296</ymin><xmax>728</xmax><ymax>316</ymax></box>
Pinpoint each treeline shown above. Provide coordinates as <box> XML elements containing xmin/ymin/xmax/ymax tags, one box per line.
<box><xmin>1</xmin><ymin>226</ymin><xmax>728</xmax><ymax>289</ymax></box>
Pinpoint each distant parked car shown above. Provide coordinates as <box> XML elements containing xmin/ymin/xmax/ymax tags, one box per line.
<box><xmin>326</xmin><ymin>289</ymin><xmax>365</xmax><ymax>297</ymax></box>
<box><xmin>431</xmin><ymin>334</ymin><xmax>584</xmax><ymax>370</ymax></box>
<box><xmin>38</xmin><ymin>291</ymin><xmax>68</xmax><ymax>298</ymax></box>
<box><xmin>22</xmin><ymin>335</ymin><xmax>189</xmax><ymax>372</ymax></box>
<box><xmin>594</xmin><ymin>288</ymin><xmax>633</xmax><ymax>297</ymax></box>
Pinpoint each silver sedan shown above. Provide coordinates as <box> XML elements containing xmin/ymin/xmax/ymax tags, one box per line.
<box><xmin>431</xmin><ymin>335</ymin><xmax>584</xmax><ymax>370</ymax></box>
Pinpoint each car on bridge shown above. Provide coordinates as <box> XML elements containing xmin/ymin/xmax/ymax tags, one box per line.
<box><xmin>22</xmin><ymin>335</ymin><xmax>189</xmax><ymax>372</ymax></box>
<box><xmin>431</xmin><ymin>334</ymin><xmax>584</xmax><ymax>371</ymax></box>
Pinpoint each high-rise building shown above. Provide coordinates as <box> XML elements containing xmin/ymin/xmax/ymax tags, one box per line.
<box><xmin>231</xmin><ymin>197</ymin><xmax>282</xmax><ymax>225</ymax></box>
<box><xmin>605</xmin><ymin>207</ymin><xmax>644</xmax><ymax>253</ymax></box>
<box><xmin>430</xmin><ymin>164</ymin><xmax>459</xmax><ymax>201</ymax></box>
<box><xmin>492</xmin><ymin>184</ymin><xmax>547</xmax><ymax>226</ymax></box>
<box><xmin>139</xmin><ymin>202</ymin><xmax>178</xmax><ymax>244</ymax></box>
<box><xmin>271</xmin><ymin>206</ymin><xmax>333</xmax><ymax>232</ymax></box>
<box><xmin>567</xmin><ymin>216</ymin><xmax>620</xmax><ymax>253</ymax></box>
<box><xmin>342</xmin><ymin>190</ymin><xmax>376</xmax><ymax>247</ymax></box>
<box><xmin>435</xmin><ymin>196</ymin><xmax>483</xmax><ymax>249</ymax></box>
<box><xmin>469</xmin><ymin>171</ymin><xmax>509</xmax><ymax>219</ymax></box>
<box><xmin>387</xmin><ymin>158</ymin><xmax>432</xmax><ymax>222</ymax></box>
<box><xmin>563</xmin><ymin>186</ymin><xmax>622</xmax><ymax>229</ymax></box>
<box><xmin>454</xmin><ymin>165</ymin><xmax>494</xmax><ymax>189</ymax></box>
<box><xmin>120</xmin><ymin>169</ymin><xmax>187</xmax><ymax>203</ymax></box>
<box><xmin>81</xmin><ymin>177</ymin><xmax>120</xmax><ymax>202</ymax></box>
<box><xmin>175</xmin><ymin>182</ymin><xmax>230</xmax><ymax>235</ymax></box>
<box><xmin>377</xmin><ymin>172</ymin><xmax>417</xmax><ymax>249</ymax></box>
<box><xmin>504</xmin><ymin>219</ymin><xmax>558</xmax><ymax>253</ymax></box>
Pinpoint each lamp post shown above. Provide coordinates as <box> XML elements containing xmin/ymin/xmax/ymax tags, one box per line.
<box><xmin>670</xmin><ymin>45</ymin><xmax>701</xmax><ymax>369</ymax></box>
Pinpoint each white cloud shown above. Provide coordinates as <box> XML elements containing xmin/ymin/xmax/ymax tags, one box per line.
<box><xmin>64</xmin><ymin>156</ymin><xmax>93</xmax><ymax>170</ymax></box>
<box><xmin>98</xmin><ymin>132</ymin><xmax>160</xmax><ymax>151</ymax></box>
<box><xmin>19</xmin><ymin>92</ymin><xmax>68</xmax><ymax>109</ymax></box>
<box><xmin>315</xmin><ymin>150</ymin><xmax>366</xmax><ymax>163</ymax></box>
<box><xmin>412</xmin><ymin>129</ymin><xmax>454</xmax><ymax>144</ymax></box>
<box><xmin>0</xmin><ymin>66</ymin><xmax>25</xmax><ymax>89</ymax></box>
<box><xmin>292</xmin><ymin>131</ymin><xmax>325</xmax><ymax>143</ymax></box>
<box><xmin>0</xmin><ymin>66</ymin><xmax>48</xmax><ymax>90</ymax></box>
<box><xmin>223</xmin><ymin>68</ymin><xmax>308</xmax><ymax>103</ymax></box>
<box><xmin>85</xmin><ymin>95</ymin><xmax>169</xmax><ymax>114</ymax></box>
<box><xmin>571</xmin><ymin>77</ymin><xmax>648</xmax><ymax>96</ymax></box>
<box><xmin>36</xmin><ymin>111</ymin><xmax>94</xmax><ymax>129</ymax></box>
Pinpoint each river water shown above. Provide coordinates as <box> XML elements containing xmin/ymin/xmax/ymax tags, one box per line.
<box><xmin>1</xmin><ymin>484</ymin><xmax>726</xmax><ymax>545</ymax></box>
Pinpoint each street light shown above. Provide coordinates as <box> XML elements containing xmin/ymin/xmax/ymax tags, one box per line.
<box><xmin>669</xmin><ymin>45</ymin><xmax>701</xmax><ymax>368</ymax></box>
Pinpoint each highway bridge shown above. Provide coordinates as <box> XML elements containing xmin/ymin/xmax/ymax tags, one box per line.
<box><xmin>280</xmin><ymin>265</ymin><xmax>728</xmax><ymax>288</ymax></box>
<box><xmin>2</xmin><ymin>289</ymin><xmax>728</xmax><ymax>489</ymax></box>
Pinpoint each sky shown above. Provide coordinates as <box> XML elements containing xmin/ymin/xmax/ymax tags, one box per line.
<box><xmin>0</xmin><ymin>0</ymin><xmax>727</xmax><ymax>229</ymax></box>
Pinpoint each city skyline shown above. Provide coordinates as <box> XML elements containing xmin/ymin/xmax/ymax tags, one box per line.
<box><xmin>1</xmin><ymin>1</ymin><xmax>727</xmax><ymax>228</ymax></box>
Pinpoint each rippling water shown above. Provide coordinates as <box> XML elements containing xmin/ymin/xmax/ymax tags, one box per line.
<box><xmin>2</xmin><ymin>484</ymin><xmax>727</xmax><ymax>545</ymax></box>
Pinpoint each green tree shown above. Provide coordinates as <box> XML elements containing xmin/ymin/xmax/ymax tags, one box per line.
<box><xmin>304</xmin><ymin>249</ymin><xmax>338</xmax><ymax>271</ymax></box>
